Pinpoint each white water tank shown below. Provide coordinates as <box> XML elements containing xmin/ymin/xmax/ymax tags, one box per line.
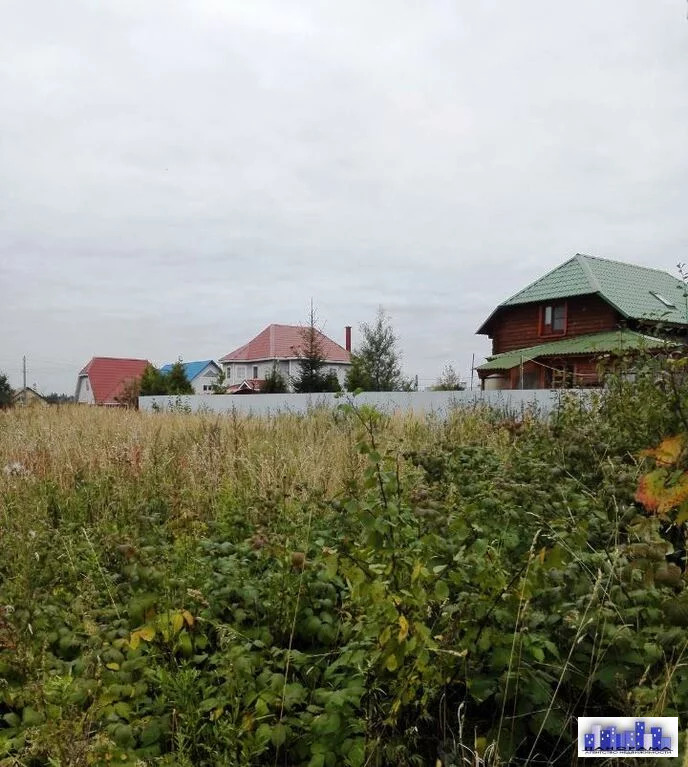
<box><xmin>483</xmin><ymin>374</ymin><xmax>508</xmax><ymax>390</ymax></box>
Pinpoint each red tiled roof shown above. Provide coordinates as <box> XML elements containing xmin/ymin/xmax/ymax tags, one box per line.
<box><xmin>79</xmin><ymin>357</ymin><xmax>150</xmax><ymax>404</ymax></box>
<box><xmin>226</xmin><ymin>378</ymin><xmax>264</xmax><ymax>394</ymax></box>
<box><xmin>220</xmin><ymin>324</ymin><xmax>351</xmax><ymax>364</ymax></box>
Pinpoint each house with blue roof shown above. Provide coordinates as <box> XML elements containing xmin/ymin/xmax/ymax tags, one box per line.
<box><xmin>159</xmin><ymin>360</ymin><xmax>223</xmax><ymax>394</ymax></box>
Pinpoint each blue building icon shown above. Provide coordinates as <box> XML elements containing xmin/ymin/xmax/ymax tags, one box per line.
<box><xmin>583</xmin><ymin>721</ymin><xmax>671</xmax><ymax>752</ymax></box>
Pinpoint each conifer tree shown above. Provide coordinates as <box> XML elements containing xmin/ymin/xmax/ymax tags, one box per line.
<box><xmin>139</xmin><ymin>365</ymin><xmax>169</xmax><ymax>396</ymax></box>
<box><xmin>292</xmin><ymin>303</ymin><xmax>341</xmax><ymax>393</ymax></box>
<box><xmin>345</xmin><ymin>308</ymin><xmax>406</xmax><ymax>391</ymax></box>
<box><xmin>0</xmin><ymin>373</ymin><xmax>12</xmax><ymax>409</ymax></box>
<box><xmin>263</xmin><ymin>364</ymin><xmax>288</xmax><ymax>393</ymax></box>
<box><xmin>166</xmin><ymin>360</ymin><xmax>194</xmax><ymax>395</ymax></box>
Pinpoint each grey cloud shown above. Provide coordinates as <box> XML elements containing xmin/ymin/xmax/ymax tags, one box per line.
<box><xmin>1</xmin><ymin>0</ymin><xmax>687</xmax><ymax>392</ymax></box>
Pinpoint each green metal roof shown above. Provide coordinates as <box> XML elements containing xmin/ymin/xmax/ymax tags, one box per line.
<box><xmin>476</xmin><ymin>330</ymin><xmax>674</xmax><ymax>372</ymax></box>
<box><xmin>478</xmin><ymin>254</ymin><xmax>688</xmax><ymax>333</ymax></box>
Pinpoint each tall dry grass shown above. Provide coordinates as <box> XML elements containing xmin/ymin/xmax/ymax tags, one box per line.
<box><xmin>0</xmin><ymin>405</ymin><xmax>513</xmax><ymax>487</ymax></box>
<box><xmin>0</xmin><ymin>403</ymin><xmax>512</xmax><ymax>532</ymax></box>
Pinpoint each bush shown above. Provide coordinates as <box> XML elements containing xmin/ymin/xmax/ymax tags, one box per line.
<box><xmin>1</xmin><ymin>358</ymin><xmax>688</xmax><ymax>764</ymax></box>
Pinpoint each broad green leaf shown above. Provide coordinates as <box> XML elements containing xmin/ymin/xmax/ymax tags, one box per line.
<box><xmin>112</xmin><ymin>723</ymin><xmax>135</xmax><ymax>748</ymax></box>
<box><xmin>21</xmin><ymin>707</ymin><xmax>43</xmax><ymax>727</ymax></box>
<box><xmin>3</xmin><ymin>713</ymin><xmax>20</xmax><ymax>728</ymax></box>
<box><xmin>434</xmin><ymin>580</ymin><xmax>449</xmax><ymax>601</ymax></box>
<box><xmin>177</xmin><ymin>632</ymin><xmax>193</xmax><ymax>657</ymax></box>
<box><xmin>140</xmin><ymin>719</ymin><xmax>163</xmax><ymax>746</ymax></box>
<box><xmin>271</xmin><ymin>722</ymin><xmax>287</xmax><ymax>747</ymax></box>
<box><xmin>199</xmin><ymin>697</ymin><xmax>220</xmax><ymax>713</ymax></box>
<box><xmin>379</xmin><ymin>626</ymin><xmax>391</xmax><ymax>647</ymax></box>
<box><xmin>256</xmin><ymin>723</ymin><xmax>272</xmax><ymax>744</ymax></box>
<box><xmin>114</xmin><ymin>702</ymin><xmax>131</xmax><ymax>719</ymax></box>
<box><xmin>346</xmin><ymin>740</ymin><xmax>365</xmax><ymax>767</ymax></box>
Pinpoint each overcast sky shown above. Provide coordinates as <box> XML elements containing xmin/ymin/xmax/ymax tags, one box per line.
<box><xmin>2</xmin><ymin>0</ymin><xmax>687</xmax><ymax>393</ymax></box>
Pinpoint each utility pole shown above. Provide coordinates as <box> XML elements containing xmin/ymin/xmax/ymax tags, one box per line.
<box><xmin>22</xmin><ymin>356</ymin><xmax>27</xmax><ymax>406</ymax></box>
<box><xmin>470</xmin><ymin>353</ymin><xmax>475</xmax><ymax>391</ymax></box>
<box><xmin>520</xmin><ymin>354</ymin><xmax>524</xmax><ymax>390</ymax></box>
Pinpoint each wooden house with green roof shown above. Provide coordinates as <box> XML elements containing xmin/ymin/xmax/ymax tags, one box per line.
<box><xmin>476</xmin><ymin>254</ymin><xmax>687</xmax><ymax>389</ymax></box>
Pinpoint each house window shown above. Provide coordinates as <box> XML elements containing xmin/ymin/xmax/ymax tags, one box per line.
<box><xmin>650</xmin><ymin>290</ymin><xmax>677</xmax><ymax>309</ymax></box>
<box><xmin>252</xmin><ymin>365</ymin><xmax>258</xmax><ymax>379</ymax></box>
<box><xmin>236</xmin><ymin>365</ymin><xmax>246</xmax><ymax>381</ymax></box>
<box><xmin>541</xmin><ymin>303</ymin><xmax>566</xmax><ymax>335</ymax></box>
<box><xmin>225</xmin><ymin>365</ymin><xmax>231</xmax><ymax>380</ymax></box>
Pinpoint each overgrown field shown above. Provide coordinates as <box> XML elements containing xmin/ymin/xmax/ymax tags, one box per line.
<box><xmin>1</xmin><ymin>367</ymin><xmax>688</xmax><ymax>766</ymax></box>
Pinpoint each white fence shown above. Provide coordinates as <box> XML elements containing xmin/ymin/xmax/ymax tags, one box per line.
<box><xmin>139</xmin><ymin>389</ymin><xmax>600</xmax><ymax>417</ymax></box>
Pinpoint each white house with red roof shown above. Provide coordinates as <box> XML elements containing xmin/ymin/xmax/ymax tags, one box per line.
<box><xmin>219</xmin><ymin>324</ymin><xmax>352</xmax><ymax>392</ymax></box>
<box><xmin>76</xmin><ymin>357</ymin><xmax>150</xmax><ymax>405</ymax></box>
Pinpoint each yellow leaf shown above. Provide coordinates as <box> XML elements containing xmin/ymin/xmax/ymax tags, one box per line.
<box><xmin>83</xmin><ymin>619</ymin><xmax>99</xmax><ymax>636</ymax></box>
<box><xmin>139</xmin><ymin>625</ymin><xmax>155</xmax><ymax>642</ymax></box>
<box><xmin>182</xmin><ymin>610</ymin><xmax>195</xmax><ymax>627</ymax></box>
<box><xmin>640</xmin><ymin>435</ymin><xmax>685</xmax><ymax>467</ymax></box>
<box><xmin>106</xmin><ymin>662</ymin><xmax>120</xmax><ymax>671</ymax></box>
<box><xmin>411</xmin><ymin>561</ymin><xmax>423</xmax><ymax>583</ymax></box>
<box><xmin>433</xmin><ymin>647</ymin><xmax>468</xmax><ymax>658</ymax></box>
<box><xmin>386</xmin><ymin>653</ymin><xmax>398</xmax><ymax>672</ymax></box>
<box><xmin>379</xmin><ymin>626</ymin><xmax>391</xmax><ymax>647</ymax></box>
<box><xmin>171</xmin><ymin>612</ymin><xmax>184</xmax><ymax>635</ymax></box>
<box><xmin>398</xmin><ymin>615</ymin><xmax>409</xmax><ymax>643</ymax></box>
<box><xmin>636</xmin><ymin>469</ymin><xmax>688</xmax><ymax>514</ymax></box>
<box><xmin>211</xmin><ymin>707</ymin><xmax>224</xmax><ymax>721</ymax></box>
<box><xmin>538</xmin><ymin>546</ymin><xmax>546</xmax><ymax>564</ymax></box>
<box><xmin>129</xmin><ymin>632</ymin><xmax>140</xmax><ymax>650</ymax></box>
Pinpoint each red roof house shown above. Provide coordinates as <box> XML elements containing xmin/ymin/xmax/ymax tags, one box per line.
<box><xmin>226</xmin><ymin>378</ymin><xmax>265</xmax><ymax>394</ymax></box>
<box><xmin>75</xmin><ymin>357</ymin><xmax>150</xmax><ymax>406</ymax></box>
<box><xmin>219</xmin><ymin>324</ymin><xmax>352</xmax><ymax>391</ymax></box>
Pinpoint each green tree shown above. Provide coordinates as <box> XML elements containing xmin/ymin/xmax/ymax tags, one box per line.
<box><xmin>432</xmin><ymin>364</ymin><xmax>465</xmax><ymax>391</ymax></box>
<box><xmin>345</xmin><ymin>307</ymin><xmax>406</xmax><ymax>391</ymax></box>
<box><xmin>262</xmin><ymin>364</ymin><xmax>288</xmax><ymax>393</ymax></box>
<box><xmin>139</xmin><ymin>365</ymin><xmax>169</xmax><ymax>396</ymax></box>
<box><xmin>0</xmin><ymin>373</ymin><xmax>12</xmax><ymax>409</ymax></box>
<box><xmin>210</xmin><ymin>369</ymin><xmax>227</xmax><ymax>394</ymax></box>
<box><xmin>322</xmin><ymin>369</ymin><xmax>342</xmax><ymax>393</ymax></box>
<box><xmin>292</xmin><ymin>304</ymin><xmax>341</xmax><ymax>393</ymax></box>
<box><xmin>166</xmin><ymin>360</ymin><xmax>193</xmax><ymax>395</ymax></box>
<box><xmin>45</xmin><ymin>393</ymin><xmax>75</xmax><ymax>405</ymax></box>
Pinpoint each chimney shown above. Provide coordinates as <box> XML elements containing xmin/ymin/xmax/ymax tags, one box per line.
<box><xmin>345</xmin><ymin>326</ymin><xmax>352</xmax><ymax>352</ymax></box>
